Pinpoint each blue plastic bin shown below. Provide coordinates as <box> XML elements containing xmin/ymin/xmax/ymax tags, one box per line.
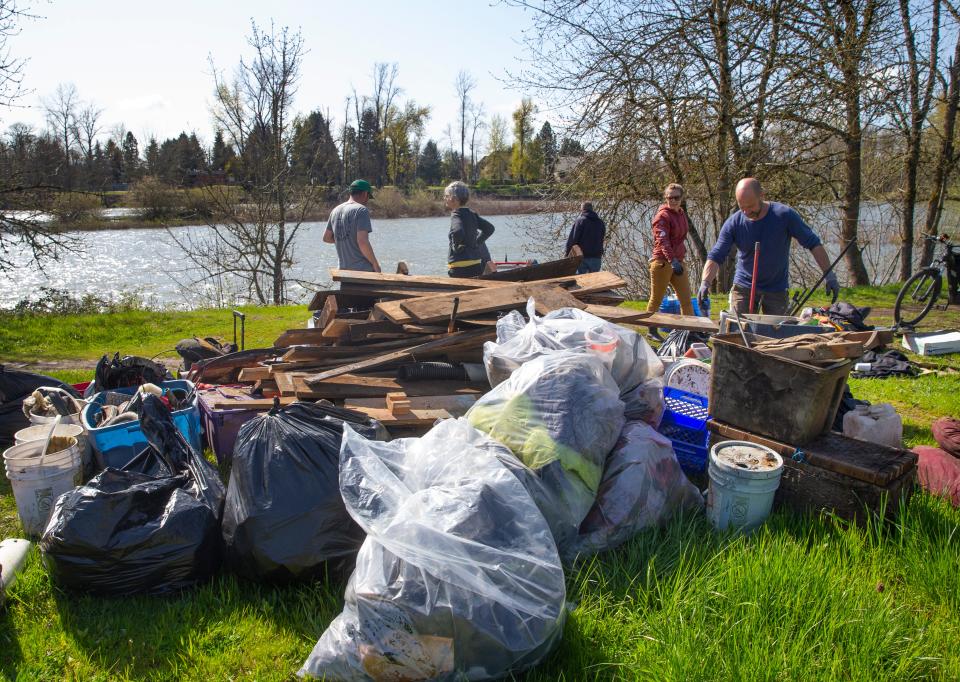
<box><xmin>81</xmin><ymin>379</ymin><xmax>202</xmax><ymax>470</ymax></box>
<box><xmin>658</xmin><ymin>294</ymin><xmax>709</xmax><ymax>318</ymax></box>
<box><xmin>658</xmin><ymin>386</ymin><xmax>710</xmax><ymax>474</ymax></box>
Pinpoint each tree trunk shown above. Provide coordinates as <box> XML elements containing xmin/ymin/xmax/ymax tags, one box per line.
<box><xmin>899</xmin><ymin>136</ymin><xmax>920</xmax><ymax>281</ymax></box>
<box><xmin>922</xmin><ymin>32</ymin><xmax>960</xmax><ymax>266</ymax></box>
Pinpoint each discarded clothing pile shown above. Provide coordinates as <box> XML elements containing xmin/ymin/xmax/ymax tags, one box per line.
<box><xmin>851</xmin><ymin>350</ymin><xmax>920</xmax><ymax>378</ymax></box>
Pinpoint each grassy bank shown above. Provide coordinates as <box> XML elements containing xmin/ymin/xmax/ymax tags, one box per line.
<box><xmin>1</xmin><ymin>286</ymin><xmax>959</xmax><ymax>680</ymax></box>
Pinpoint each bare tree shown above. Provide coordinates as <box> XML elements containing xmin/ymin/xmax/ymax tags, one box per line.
<box><xmin>455</xmin><ymin>70</ymin><xmax>476</xmax><ymax>181</ymax></box>
<box><xmin>0</xmin><ymin>3</ymin><xmax>77</xmax><ymax>274</ymax></box>
<box><xmin>43</xmin><ymin>82</ymin><xmax>79</xmax><ymax>190</ymax></box>
<box><xmin>469</xmin><ymin>101</ymin><xmax>486</xmax><ymax>182</ymax></box>
<box><xmin>888</xmin><ymin>0</ymin><xmax>941</xmax><ymax>279</ymax></box>
<box><xmin>171</xmin><ymin>21</ymin><xmax>315</xmax><ymax>305</ymax></box>
<box><xmin>921</xmin><ymin>1</ymin><xmax>960</xmax><ymax>265</ymax></box>
<box><xmin>72</xmin><ymin>100</ymin><xmax>103</xmax><ymax>179</ymax></box>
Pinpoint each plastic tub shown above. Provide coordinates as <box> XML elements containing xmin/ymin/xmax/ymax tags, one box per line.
<box><xmin>3</xmin><ymin>439</ymin><xmax>82</xmax><ymax>537</ymax></box>
<box><xmin>709</xmin><ymin>333</ymin><xmax>852</xmax><ymax>445</ymax></box>
<box><xmin>23</xmin><ymin>387</ymin><xmax>85</xmax><ymax>428</ymax></box>
<box><xmin>197</xmin><ymin>387</ymin><xmax>263</xmax><ymax>465</ymax></box>
<box><xmin>82</xmin><ymin>379</ymin><xmax>202</xmax><ymax>470</ymax></box>
<box><xmin>707</xmin><ymin>440</ymin><xmax>783</xmax><ymax>532</ymax></box>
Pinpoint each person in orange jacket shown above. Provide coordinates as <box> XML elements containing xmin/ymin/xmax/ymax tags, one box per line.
<box><xmin>646</xmin><ymin>183</ymin><xmax>694</xmax><ymax>315</ymax></box>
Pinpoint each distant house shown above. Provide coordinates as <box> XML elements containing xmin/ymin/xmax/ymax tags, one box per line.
<box><xmin>554</xmin><ymin>155</ymin><xmax>581</xmax><ymax>181</ymax></box>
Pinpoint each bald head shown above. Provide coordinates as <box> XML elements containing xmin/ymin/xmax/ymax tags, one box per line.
<box><xmin>735</xmin><ymin>177</ymin><xmax>766</xmax><ymax>220</ymax></box>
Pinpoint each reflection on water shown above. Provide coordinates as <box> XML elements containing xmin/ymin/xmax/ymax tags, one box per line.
<box><xmin>1</xmin><ymin>214</ymin><xmax>564</xmax><ymax>309</ymax></box>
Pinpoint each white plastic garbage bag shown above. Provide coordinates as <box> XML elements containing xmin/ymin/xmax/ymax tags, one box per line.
<box><xmin>483</xmin><ymin>299</ymin><xmax>663</xmax><ymax>393</ymax></box>
<box><xmin>298</xmin><ymin>418</ymin><xmax>566</xmax><ymax>681</ymax></box>
<box><xmin>571</xmin><ymin>421</ymin><xmax>704</xmax><ymax>559</ymax></box>
<box><xmin>467</xmin><ymin>351</ymin><xmax>625</xmax><ymax>551</ymax></box>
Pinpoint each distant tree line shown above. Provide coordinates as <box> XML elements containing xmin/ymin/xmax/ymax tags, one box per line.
<box><xmin>510</xmin><ymin>0</ymin><xmax>960</xmax><ymax>287</ymax></box>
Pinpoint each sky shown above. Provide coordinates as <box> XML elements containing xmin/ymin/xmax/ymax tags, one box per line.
<box><xmin>3</xmin><ymin>0</ymin><xmax>543</xmax><ymax>148</ymax></box>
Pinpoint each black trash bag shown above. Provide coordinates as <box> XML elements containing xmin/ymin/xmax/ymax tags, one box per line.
<box><xmin>92</xmin><ymin>353</ymin><xmax>173</xmax><ymax>392</ymax></box>
<box><xmin>221</xmin><ymin>401</ymin><xmax>387</xmax><ymax>583</ymax></box>
<box><xmin>40</xmin><ymin>395</ymin><xmax>225</xmax><ymax>595</ymax></box>
<box><xmin>0</xmin><ymin>366</ymin><xmax>78</xmax><ymax>445</ymax></box>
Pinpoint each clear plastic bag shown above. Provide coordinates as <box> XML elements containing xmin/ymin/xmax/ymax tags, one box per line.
<box><xmin>621</xmin><ymin>377</ymin><xmax>665</xmax><ymax>426</ymax></box>
<box><xmin>299</xmin><ymin>418</ymin><xmax>566</xmax><ymax>680</ymax></box>
<box><xmin>483</xmin><ymin>299</ymin><xmax>663</xmax><ymax>393</ymax></box>
<box><xmin>571</xmin><ymin>421</ymin><xmax>703</xmax><ymax>559</ymax></box>
<box><xmin>467</xmin><ymin>351</ymin><xmax>625</xmax><ymax>551</ymax></box>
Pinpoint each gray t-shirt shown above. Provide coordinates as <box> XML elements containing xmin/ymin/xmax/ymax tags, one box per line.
<box><xmin>327</xmin><ymin>200</ymin><xmax>374</xmax><ymax>271</ymax></box>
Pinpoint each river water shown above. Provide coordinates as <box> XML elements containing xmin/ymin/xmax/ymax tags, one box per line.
<box><xmin>1</xmin><ymin>214</ymin><xmax>560</xmax><ymax>309</ymax></box>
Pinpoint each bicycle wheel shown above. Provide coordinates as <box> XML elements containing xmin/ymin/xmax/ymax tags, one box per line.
<box><xmin>894</xmin><ymin>268</ymin><xmax>942</xmax><ymax>328</ymax></box>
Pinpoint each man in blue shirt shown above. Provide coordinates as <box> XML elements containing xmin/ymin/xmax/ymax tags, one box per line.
<box><xmin>697</xmin><ymin>178</ymin><xmax>840</xmax><ymax>315</ymax></box>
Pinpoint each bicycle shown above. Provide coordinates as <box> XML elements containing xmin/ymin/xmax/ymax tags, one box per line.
<box><xmin>893</xmin><ymin>233</ymin><xmax>960</xmax><ymax>329</ymax></box>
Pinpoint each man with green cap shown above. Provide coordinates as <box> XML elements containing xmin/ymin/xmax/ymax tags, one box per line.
<box><xmin>323</xmin><ymin>179</ymin><xmax>381</xmax><ymax>272</ymax></box>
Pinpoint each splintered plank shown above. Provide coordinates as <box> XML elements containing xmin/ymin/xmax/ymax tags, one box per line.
<box><xmin>478</xmin><ymin>253</ymin><xmax>582</xmax><ymax>281</ymax></box>
<box><xmin>331</xmin><ymin>269</ymin><xmax>504</xmax><ymax>290</ymax></box>
<box><xmin>583</xmin><ymin>305</ymin><xmax>720</xmax><ymax>333</ymax></box>
<box><xmin>343</xmin><ymin>394</ymin><xmax>478</xmax><ymax>427</ymax></box>
<box><xmin>396</xmin><ymin>284</ymin><xmax>582</xmax><ymax>325</ymax></box>
<box><xmin>348</xmin><ymin>320</ymin><xmax>405</xmax><ymax>341</ymax></box>
<box><xmin>274</xmin><ymin>328</ymin><xmax>333</xmax><ymax>348</ymax></box>
<box><xmin>209</xmin><ymin>396</ymin><xmax>298</xmax><ymax>410</ymax></box>
<box><xmin>237</xmin><ymin>366</ymin><xmax>272</xmax><ymax>382</ymax></box>
<box><xmin>273</xmin><ymin>371</ymin><xmax>297</xmax><ymax>396</ymax></box>
<box><xmin>303</xmin><ymin>328</ymin><xmax>496</xmax><ymax>387</ymax></box>
<box><xmin>280</xmin><ymin>334</ymin><xmax>448</xmax><ymax>363</ymax></box>
<box><xmin>374</xmin><ymin>271</ymin><xmax>625</xmax><ymax>324</ymax></box>
<box><xmin>290</xmin><ymin>373</ymin><xmax>488</xmax><ymax>400</ymax></box>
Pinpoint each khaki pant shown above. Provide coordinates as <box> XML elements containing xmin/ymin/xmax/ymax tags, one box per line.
<box><xmin>729</xmin><ymin>285</ymin><xmax>789</xmax><ymax>315</ymax></box>
<box><xmin>646</xmin><ymin>259</ymin><xmax>694</xmax><ymax>315</ymax></box>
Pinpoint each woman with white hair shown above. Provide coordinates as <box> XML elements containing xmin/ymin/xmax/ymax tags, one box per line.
<box><xmin>444</xmin><ymin>181</ymin><xmax>495</xmax><ymax>278</ymax></box>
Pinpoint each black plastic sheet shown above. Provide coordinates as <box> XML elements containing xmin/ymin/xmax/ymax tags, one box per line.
<box><xmin>40</xmin><ymin>395</ymin><xmax>225</xmax><ymax>595</ymax></box>
<box><xmin>221</xmin><ymin>401</ymin><xmax>387</xmax><ymax>582</ymax></box>
<box><xmin>0</xmin><ymin>366</ymin><xmax>77</xmax><ymax>445</ymax></box>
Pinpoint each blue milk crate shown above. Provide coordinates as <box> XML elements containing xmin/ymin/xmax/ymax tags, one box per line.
<box><xmin>658</xmin><ymin>386</ymin><xmax>710</xmax><ymax>474</ymax></box>
<box><xmin>81</xmin><ymin>379</ymin><xmax>202</xmax><ymax>470</ymax></box>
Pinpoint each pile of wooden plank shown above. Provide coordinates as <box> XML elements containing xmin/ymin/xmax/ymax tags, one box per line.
<box><xmin>189</xmin><ymin>260</ymin><xmax>717</xmax><ymax>431</ymax></box>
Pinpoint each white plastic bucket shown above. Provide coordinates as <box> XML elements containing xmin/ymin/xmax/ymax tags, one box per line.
<box><xmin>3</xmin><ymin>439</ymin><xmax>82</xmax><ymax>537</ymax></box>
<box><xmin>707</xmin><ymin>440</ymin><xmax>783</xmax><ymax>532</ymax></box>
<box><xmin>15</xmin><ymin>423</ymin><xmax>92</xmax><ymax>474</ymax></box>
<box><xmin>24</xmin><ymin>387</ymin><xmax>84</xmax><ymax>427</ymax></box>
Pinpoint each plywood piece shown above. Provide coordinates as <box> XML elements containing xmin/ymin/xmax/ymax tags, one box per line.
<box><xmin>399</xmin><ymin>284</ymin><xmax>582</xmax><ymax>325</ymax></box>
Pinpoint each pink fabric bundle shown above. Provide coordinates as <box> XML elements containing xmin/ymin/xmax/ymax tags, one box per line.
<box><xmin>931</xmin><ymin>417</ymin><xmax>960</xmax><ymax>459</ymax></box>
<box><xmin>913</xmin><ymin>445</ymin><xmax>960</xmax><ymax>507</ymax></box>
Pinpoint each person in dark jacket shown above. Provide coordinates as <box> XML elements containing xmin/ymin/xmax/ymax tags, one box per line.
<box><xmin>647</xmin><ymin>183</ymin><xmax>694</xmax><ymax>315</ymax></box>
<box><xmin>445</xmin><ymin>181</ymin><xmax>495</xmax><ymax>278</ymax></box>
<box><xmin>565</xmin><ymin>202</ymin><xmax>606</xmax><ymax>273</ymax></box>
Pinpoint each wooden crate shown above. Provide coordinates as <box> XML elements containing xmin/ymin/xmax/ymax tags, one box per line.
<box><xmin>708</xmin><ymin>421</ymin><xmax>917</xmax><ymax>523</ymax></box>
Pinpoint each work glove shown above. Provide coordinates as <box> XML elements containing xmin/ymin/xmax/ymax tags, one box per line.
<box><xmin>697</xmin><ymin>282</ymin><xmax>710</xmax><ymax>311</ymax></box>
<box><xmin>824</xmin><ymin>271</ymin><xmax>840</xmax><ymax>300</ymax></box>
<box><xmin>671</xmin><ymin>258</ymin><xmax>683</xmax><ymax>275</ymax></box>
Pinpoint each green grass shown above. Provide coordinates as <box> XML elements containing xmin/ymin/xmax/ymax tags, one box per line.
<box><xmin>0</xmin><ymin>304</ymin><xmax>309</xmax><ymax>365</ymax></box>
<box><xmin>2</xmin><ymin>287</ymin><xmax>960</xmax><ymax>680</ymax></box>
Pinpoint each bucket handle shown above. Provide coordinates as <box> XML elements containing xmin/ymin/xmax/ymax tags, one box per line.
<box><xmin>40</xmin><ymin>414</ymin><xmax>61</xmax><ymax>466</ymax></box>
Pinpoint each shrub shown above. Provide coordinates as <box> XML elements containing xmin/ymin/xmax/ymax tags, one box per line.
<box><xmin>50</xmin><ymin>192</ymin><xmax>101</xmax><ymax>224</ymax></box>
<box><xmin>129</xmin><ymin>176</ymin><xmax>180</xmax><ymax>220</ymax></box>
